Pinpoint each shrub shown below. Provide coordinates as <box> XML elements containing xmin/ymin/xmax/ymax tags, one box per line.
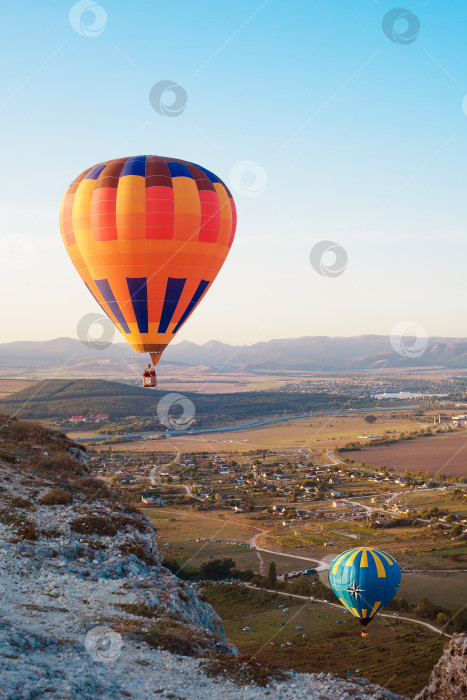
<box><xmin>449</xmin><ymin>524</ymin><xmax>463</xmax><ymax>538</ymax></box>
<box><xmin>203</xmin><ymin>655</ymin><xmax>288</xmax><ymax>687</ymax></box>
<box><xmin>8</xmin><ymin>496</ymin><xmax>36</xmax><ymax>511</ymax></box>
<box><xmin>119</xmin><ymin>618</ymin><xmax>211</xmax><ymax>656</ymax></box>
<box><xmin>120</xmin><ymin>542</ymin><xmax>157</xmax><ymax>566</ymax></box>
<box><xmin>39</xmin><ymin>489</ymin><xmax>72</xmax><ymax>506</ymax></box>
<box><xmin>0</xmin><ymin>449</ymin><xmax>16</xmax><ymax>463</ymax></box>
<box><xmin>31</xmin><ymin>452</ymin><xmax>86</xmax><ymax>479</ymax></box>
<box><xmin>70</xmin><ymin>515</ymin><xmax>118</xmax><ymax>537</ymax></box>
<box><xmin>70</xmin><ymin>512</ymin><xmax>150</xmax><ymax>537</ymax></box>
<box><xmin>115</xmin><ymin>602</ymin><xmax>164</xmax><ymax>619</ymax></box>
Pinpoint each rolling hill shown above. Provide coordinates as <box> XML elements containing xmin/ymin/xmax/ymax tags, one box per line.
<box><xmin>0</xmin><ymin>378</ymin><xmax>357</xmax><ymax>421</ymax></box>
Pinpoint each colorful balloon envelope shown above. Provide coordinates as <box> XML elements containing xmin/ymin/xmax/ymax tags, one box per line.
<box><xmin>328</xmin><ymin>547</ymin><xmax>401</xmax><ymax>632</ymax></box>
<box><xmin>59</xmin><ymin>155</ymin><xmax>236</xmax><ymax>368</ymax></box>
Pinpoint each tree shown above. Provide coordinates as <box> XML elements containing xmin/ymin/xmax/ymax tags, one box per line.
<box><xmin>416</xmin><ymin>597</ymin><xmax>436</xmax><ymax>619</ymax></box>
<box><xmin>199</xmin><ymin>558</ymin><xmax>236</xmax><ymax>581</ymax></box>
<box><xmin>437</xmin><ymin>612</ymin><xmax>449</xmax><ymax>625</ymax></box>
<box><xmin>267</xmin><ymin>561</ymin><xmax>277</xmax><ymax>589</ymax></box>
<box><xmin>449</xmin><ymin>524</ymin><xmax>463</xmax><ymax>538</ymax></box>
<box><xmin>364</xmin><ymin>415</ymin><xmax>377</xmax><ymax>424</ymax></box>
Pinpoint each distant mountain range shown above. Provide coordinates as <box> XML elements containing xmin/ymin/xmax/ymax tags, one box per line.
<box><xmin>2</xmin><ymin>335</ymin><xmax>467</xmax><ymax>377</ymax></box>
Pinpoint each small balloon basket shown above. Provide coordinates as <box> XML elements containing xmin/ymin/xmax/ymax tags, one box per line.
<box><xmin>361</xmin><ymin>627</ymin><xmax>368</xmax><ymax>637</ymax></box>
<box><xmin>143</xmin><ymin>365</ymin><xmax>157</xmax><ymax>387</ymax></box>
<box><xmin>143</xmin><ymin>374</ymin><xmax>156</xmax><ymax>387</ymax></box>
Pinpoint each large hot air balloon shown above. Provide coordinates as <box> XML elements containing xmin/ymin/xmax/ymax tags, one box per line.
<box><xmin>328</xmin><ymin>547</ymin><xmax>401</xmax><ymax>636</ymax></box>
<box><xmin>60</xmin><ymin>155</ymin><xmax>236</xmax><ymax>386</ymax></box>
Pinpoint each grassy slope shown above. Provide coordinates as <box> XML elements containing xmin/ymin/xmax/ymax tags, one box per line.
<box><xmin>203</xmin><ymin>584</ymin><xmax>446</xmax><ymax>699</ymax></box>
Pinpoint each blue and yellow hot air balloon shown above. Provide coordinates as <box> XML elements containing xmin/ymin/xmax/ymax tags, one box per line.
<box><xmin>328</xmin><ymin>547</ymin><xmax>401</xmax><ymax>636</ymax></box>
<box><xmin>59</xmin><ymin>155</ymin><xmax>236</xmax><ymax>386</ymax></box>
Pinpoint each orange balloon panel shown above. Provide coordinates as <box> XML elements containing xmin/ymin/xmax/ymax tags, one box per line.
<box><xmin>60</xmin><ymin>156</ymin><xmax>236</xmax><ymax>364</ymax></box>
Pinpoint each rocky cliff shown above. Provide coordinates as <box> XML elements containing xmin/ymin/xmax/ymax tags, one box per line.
<box><xmin>414</xmin><ymin>633</ymin><xmax>466</xmax><ymax>700</ymax></box>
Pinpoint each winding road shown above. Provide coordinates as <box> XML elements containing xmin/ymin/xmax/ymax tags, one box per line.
<box><xmin>249</xmin><ymin>531</ymin><xmax>328</xmax><ymax>572</ymax></box>
<box><xmin>242</xmin><ymin>584</ymin><xmax>452</xmax><ymax>638</ymax></box>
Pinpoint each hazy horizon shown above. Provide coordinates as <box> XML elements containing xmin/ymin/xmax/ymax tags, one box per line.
<box><xmin>4</xmin><ymin>331</ymin><xmax>467</xmax><ymax>349</ymax></box>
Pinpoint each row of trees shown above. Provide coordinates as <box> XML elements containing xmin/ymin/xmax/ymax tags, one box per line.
<box><xmin>162</xmin><ymin>556</ymin><xmax>254</xmax><ymax>582</ymax></box>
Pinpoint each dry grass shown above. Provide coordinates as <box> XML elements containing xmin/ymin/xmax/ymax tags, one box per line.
<box><xmin>119</xmin><ymin>542</ymin><xmax>157</xmax><ymax>566</ymax></box>
<box><xmin>7</xmin><ymin>495</ymin><xmax>36</xmax><ymax>511</ymax></box>
<box><xmin>31</xmin><ymin>453</ymin><xmax>86</xmax><ymax>480</ymax></box>
<box><xmin>202</xmin><ymin>655</ymin><xmax>289</xmax><ymax>687</ymax></box>
<box><xmin>70</xmin><ymin>515</ymin><xmax>119</xmax><ymax>537</ymax></box>
<box><xmin>204</xmin><ymin>584</ymin><xmax>446</xmax><ymax>699</ymax></box>
<box><xmin>70</xmin><ymin>512</ymin><xmax>151</xmax><ymax>537</ymax></box>
<box><xmin>0</xmin><ymin>380</ymin><xmax>36</xmax><ymax>398</ymax></box>
<box><xmin>115</xmin><ymin>602</ymin><xmax>165</xmax><ymax>619</ymax></box>
<box><xmin>114</xmin><ymin>616</ymin><xmax>213</xmax><ymax>657</ymax></box>
<box><xmin>0</xmin><ymin>507</ymin><xmax>39</xmax><ymax>540</ymax></box>
<box><xmin>39</xmin><ymin>488</ymin><xmax>72</xmax><ymax>506</ymax></box>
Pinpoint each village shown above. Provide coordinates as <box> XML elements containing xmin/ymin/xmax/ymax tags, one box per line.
<box><xmin>88</xmin><ymin>447</ymin><xmax>467</xmax><ymax>536</ymax></box>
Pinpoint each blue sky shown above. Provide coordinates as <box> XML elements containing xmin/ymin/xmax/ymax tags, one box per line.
<box><xmin>1</xmin><ymin>0</ymin><xmax>467</xmax><ymax>345</ymax></box>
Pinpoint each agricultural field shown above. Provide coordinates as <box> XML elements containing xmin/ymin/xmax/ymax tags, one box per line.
<box><xmin>0</xmin><ymin>379</ymin><xmax>36</xmax><ymax>399</ymax></box>
<box><xmin>146</xmin><ymin>508</ymin><xmax>319</xmax><ymax>574</ymax></box>
<box><xmin>95</xmin><ymin>411</ymin><xmax>423</xmax><ymax>454</ymax></box>
<box><xmin>146</xmin><ymin>508</ymin><xmax>255</xmax><ymax>544</ymax></box>
<box><xmin>203</xmin><ymin>584</ymin><xmax>446</xmax><ymax>699</ymax></box>
<box><xmin>147</xmin><ymin>505</ymin><xmax>467</xmax><ymax>588</ymax></box>
<box><xmin>159</xmin><ymin>371</ymin><xmax>291</xmax><ymax>394</ymax></box>
<box><xmin>395</xmin><ymin>490</ymin><xmax>467</xmax><ymax>517</ymax></box>
<box><xmin>259</xmin><ymin>519</ymin><xmax>467</xmax><ymax>570</ymax></box>
<box><xmin>359</xmin><ymin>431</ymin><xmax>467</xmax><ymax>477</ymax></box>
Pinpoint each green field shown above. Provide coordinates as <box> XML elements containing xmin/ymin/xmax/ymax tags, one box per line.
<box><xmin>203</xmin><ymin>584</ymin><xmax>446</xmax><ymax>699</ymax></box>
<box><xmin>397</xmin><ymin>490</ymin><xmax>467</xmax><ymax>517</ymax></box>
<box><xmin>147</xmin><ymin>508</ymin><xmax>255</xmax><ymax>542</ymax></box>
<box><xmin>398</xmin><ymin>571</ymin><xmax>467</xmax><ymax>610</ymax></box>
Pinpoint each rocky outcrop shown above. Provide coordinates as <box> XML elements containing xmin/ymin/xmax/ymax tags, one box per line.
<box><xmin>414</xmin><ymin>633</ymin><xmax>467</xmax><ymax>700</ymax></box>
